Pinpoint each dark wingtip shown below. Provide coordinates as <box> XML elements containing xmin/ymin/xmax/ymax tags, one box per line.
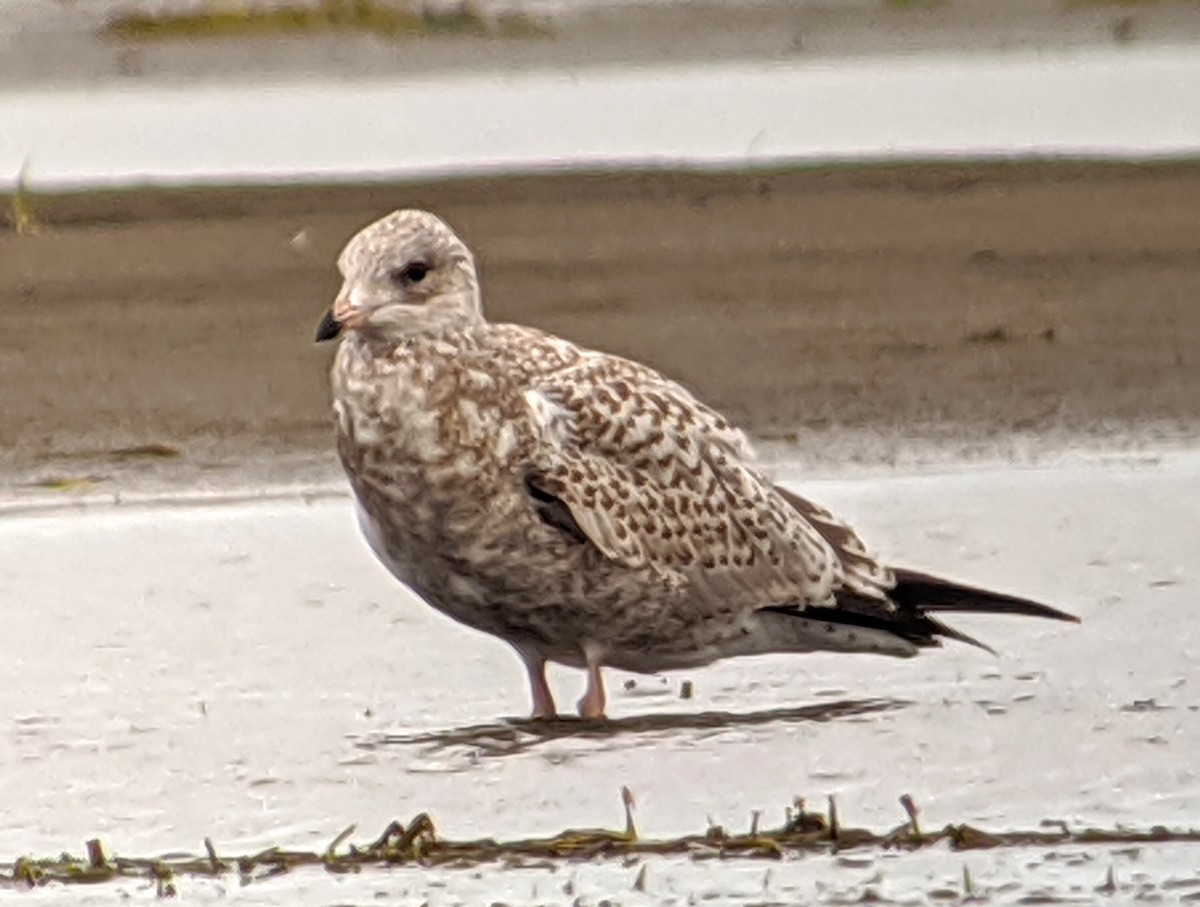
<box><xmin>315</xmin><ymin>310</ymin><xmax>342</xmax><ymax>343</ymax></box>
<box><xmin>891</xmin><ymin>567</ymin><xmax>1081</xmax><ymax>624</ymax></box>
<box><xmin>925</xmin><ymin>615</ymin><xmax>998</xmax><ymax>655</ymax></box>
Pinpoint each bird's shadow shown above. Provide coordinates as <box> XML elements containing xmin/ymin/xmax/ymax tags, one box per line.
<box><xmin>355</xmin><ymin>697</ymin><xmax>907</xmax><ymax>761</ymax></box>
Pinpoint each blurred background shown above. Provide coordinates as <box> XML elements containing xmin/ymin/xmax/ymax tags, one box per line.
<box><xmin>3</xmin><ymin>3</ymin><xmax>1200</xmax><ymax>903</ymax></box>
<box><xmin>2</xmin><ymin>0</ymin><xmax>1199</xmax><ymax>496</ymax></box>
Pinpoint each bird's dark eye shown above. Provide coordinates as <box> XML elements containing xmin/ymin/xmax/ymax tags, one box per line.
<box><xmin>390</xmin><ymin>261</ymin><xmax>429</xmax><ymax>285</ymax></box>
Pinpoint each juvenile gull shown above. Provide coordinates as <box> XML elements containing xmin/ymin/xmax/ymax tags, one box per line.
<box><xmin>316</xmin><ymin>209</ymin><xmax>1078</xmax><ymax>720</ymax></box>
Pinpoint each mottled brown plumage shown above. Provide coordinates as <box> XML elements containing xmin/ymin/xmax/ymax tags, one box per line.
<box><xmin>317</xmin><ymin>210</ymin><xmax>1077</xmax><ymax>720</ymax></box>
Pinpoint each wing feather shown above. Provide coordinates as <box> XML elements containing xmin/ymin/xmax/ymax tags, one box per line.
<box><xmin>521</xmin><ymin>353</ymin><xmax>841</xmax><ymax>608</ymax></box>
<box><xmin>506</xmin><ymin>332</ymin><xmax>1070</xmax><ymax>644</ymax></box>
<box><xmin>773</xmin><ymin>485</ymin><xmax>896</xmax><ymax>598</ymax></box>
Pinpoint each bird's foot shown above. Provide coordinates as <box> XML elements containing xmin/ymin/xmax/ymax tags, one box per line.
<box><xmin>576</xmin><ymin>695</ymin><xmax>607</xmax><ymax>720</ymax></box>
<box><xmin>577</xmin><ymin>657</ymin><xmax>608</xmax><ymax>720</ymax></box>
<box><xmin>517</xmin><ymin>646</ymin><xmax>559</xmax><ymax>720</ymax></box>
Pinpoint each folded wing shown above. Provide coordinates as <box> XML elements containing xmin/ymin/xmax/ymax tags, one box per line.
<box><xmin>519</xmin><ymin>351</ymin><xmax>1078</xmax><ymax>646</ymax></box>
<box><xmin>521</xmin><ymin>353</ymin><xmax>845</xmax><ymax>609</ymax></box>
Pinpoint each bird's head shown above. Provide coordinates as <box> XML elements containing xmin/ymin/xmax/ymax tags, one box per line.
<box><xmin>316</xmin><ymin>209</ymin><xmax>482</xmax><ymax>343</ymax></box>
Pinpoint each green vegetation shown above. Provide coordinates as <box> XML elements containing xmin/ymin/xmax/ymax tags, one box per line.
<box><xmin>5</xmin><ymin>164</ymin><xmax>41</xmax><ymax>235</ymax></box>
<box><xmin>4</xmin><ymin>792</ymin><xmax>1199</xmax><ymax>891</ymax></box>
<box><xmin>883</xmin><ymin>0</ymin><xmax>947</xmax><ymax>10</ymax></box>
<box><xmin>105</xmin><ymin>0</ymin><xmax>549</xmax><ymax>42</ymax></box>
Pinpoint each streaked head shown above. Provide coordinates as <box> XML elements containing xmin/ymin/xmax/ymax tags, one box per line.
<box><xmin>315</xmin><ymin>210</ymin><xmax>482</xmax><ymax>343</ymax></box>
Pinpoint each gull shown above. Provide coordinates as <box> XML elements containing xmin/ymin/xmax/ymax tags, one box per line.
<box><xmin>315</xmin><ymin>209</ymin><xmax>1078</xmax><ymax>720</ymax></box>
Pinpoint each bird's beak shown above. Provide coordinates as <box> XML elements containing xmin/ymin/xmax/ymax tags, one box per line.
<box><xmin>315</xmin><ymin>287</ymin><xmax>360</xmax><ymax>343</ymax></box>
<box><xmin>314</xmin><ymin>309</ymin><xmax>342</xmax><ymax>343</ymax></box>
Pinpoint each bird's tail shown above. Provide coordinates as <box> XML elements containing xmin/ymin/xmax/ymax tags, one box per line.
<box><xmin>889</xmin><ymin>567</ymin><xmax>1080</xmax><ymax>623</ymax></box>
<box><xmin>770</xmin><ymin>569</ymin><xmax>1080</xmax><ymax>656</ymax></box>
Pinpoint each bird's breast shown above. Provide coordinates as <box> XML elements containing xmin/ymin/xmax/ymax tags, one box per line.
<box><xmin>334</xmin><ymin>344</ymin><xmax>522</xmax><ymax>469</ymax></box>
<box><xmin>334</xmin><ymin>352</ymin><xmax>528</xmax><ymax>553</ymax></box>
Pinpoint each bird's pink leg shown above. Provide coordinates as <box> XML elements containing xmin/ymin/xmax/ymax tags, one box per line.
<box><xmin>577</xmin><ymin>644</ymin><xmax>608</xmax><ymax>720</ymax></box>
<box><xmin>518</xmin><ymin>649</ymin><xmax>557</xmax><ymax>720</ymax></box>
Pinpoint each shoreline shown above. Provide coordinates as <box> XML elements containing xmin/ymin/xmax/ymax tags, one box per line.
<box><xmin>6</xmin><ymin>432</ymin><xmax>1198</xmax><ymax>518</ymax></box>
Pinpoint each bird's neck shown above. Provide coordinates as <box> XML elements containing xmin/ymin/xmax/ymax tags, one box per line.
<box><xmin>349</xmin><ymin>318</ymin><xmax>486</xmax><ymax>361</ymax></box>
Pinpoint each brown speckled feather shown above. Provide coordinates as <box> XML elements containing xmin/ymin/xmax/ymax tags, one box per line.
<box><xmin>522</xmin><ymin>354</ymin><xmax>843</xmax><ymax>608</ymax></box>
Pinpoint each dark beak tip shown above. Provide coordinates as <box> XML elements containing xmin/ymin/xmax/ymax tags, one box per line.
<box><xmin>315</xmin><ymin>310</ymin><xmax>343</xmax><ymax>343</ymax></box>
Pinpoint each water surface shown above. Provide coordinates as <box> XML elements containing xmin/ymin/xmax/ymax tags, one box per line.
<box><xmin>4</xmin><ymin>46</ymin><xmax>1200</xmax><ymax>189</ymax></box>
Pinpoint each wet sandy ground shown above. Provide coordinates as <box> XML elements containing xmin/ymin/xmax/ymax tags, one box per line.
<box><xmin>4</xmin><ymin>160</ymin><xmax>1200</xmax><ymax>899</ymax></box>
<box><xmin>3</xmin><ymin>453</ymin><xmax>1198</xmax><ymax>902</ymax></box>
<box><xmin>4</xmin><ymin>162</ymin><xmax>1200</xmax><ymax>503</ymax></box>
